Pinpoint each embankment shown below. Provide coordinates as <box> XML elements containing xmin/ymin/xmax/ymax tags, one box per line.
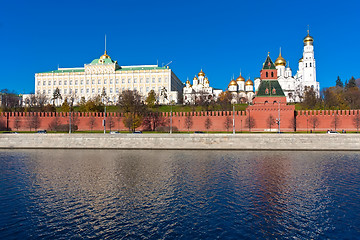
<box><xmin>1</xmin><ymin>133</ymin><xmax>359</xmax><ymax>151</ymax></box>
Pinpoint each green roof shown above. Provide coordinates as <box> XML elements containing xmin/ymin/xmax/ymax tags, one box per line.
<box><xmin>262</xmin><ymin>55</ymin><xmax>276</xmax><ymax>70</ymax></box>
<box><xmin>90</xmin><ymin>58</ymin><xmax>115</xmax><ymax>65</ymax></box>
<box><xmin>256</xmin><ymin>80</ymin><xmax>285</xmax><ymax>97</ymax></box>
<box><xmin>39</xmin><ymin>69</ymin><xmax>85</xmax><ymax>73</ymax></box>
<box><xmin>116</xmin><ymin>66</ymin><xmax>168</xmax><ymax>71</ymax></box>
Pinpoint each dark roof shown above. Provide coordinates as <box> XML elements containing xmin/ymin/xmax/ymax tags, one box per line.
<box><xmin>262</xmin><ymin>55</ymin><xmax>276</xmax><ymax>70</ymax></box>
<box><xmin>256</xmin><ymin>80</ymin><xmax>285</xmax><ymax>97</ymax></box>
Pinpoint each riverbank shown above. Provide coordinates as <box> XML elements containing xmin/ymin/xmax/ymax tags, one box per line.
<box><xmin>1</xmin><ymin>133</ymin><xmax>360</xmax><ymax>150</ymax></box>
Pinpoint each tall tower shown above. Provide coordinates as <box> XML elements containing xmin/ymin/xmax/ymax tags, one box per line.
<box><xmin>275</xmin><ymin>48</ymin><xmax>286</xmax><ymax>77</ymax></box>
<box><xmin>298</xmin><ymin>30</ymin><xmax>319</xmax><ymax>95</ymax></box>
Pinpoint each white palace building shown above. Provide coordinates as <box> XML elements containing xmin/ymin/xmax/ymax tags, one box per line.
<box><xmin>255</xmin><ymin>30</ymin><xmax>320</xmax><ymax>102</ymax></box>
<box><xmin>33</xmin><ymin>50</ymin><xmax>184</xmax><ymax>105</ymax></box>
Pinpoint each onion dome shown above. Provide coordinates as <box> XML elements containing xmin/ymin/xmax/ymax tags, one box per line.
<box><xmin>193</xmin><ymin>76</ymin><xmax>198</xmax><ymax>80</ymax></box>
<box><xmin>236</xmin><ymin>74</ymin><xmax>245</xmax><ymax>82</ymax></box>
<box><xmin>204</xmin><ymin>77</ymin><xmax>209</xmax><ymax>84</ymax></box>
<box><xmin>298</xmin><ymin>57</ymin><xmax>303</xmax><ymax>63</ymax></box>
<box><xmin>229</xmin><ymin>79</ymin><xmax>237</xmax><ymax>87</ymax></box>
<box><xmin>100</xmin><ymin>50</ymin><xmax>111</xmax><ymax>59</ymax></box>
<box><xmin>198</xmin><ymin>69</ymin><xmax>205</xmax><ymax>77</ymax></box>
<box><xmin>275</xmin><ymin>51</ymin><xmax>286</xmax><ymax>67</ymax></box>
<box><xmin>186</xmin><ymin>79</ymin><xmax>191</xmax><ymax>85</ymax></box>
<box><xmin>303</xmin><ymin>30</ymin><xmax>314</xmax><ymax>46</ymax></box>
<box><xmin>245</xmin><ymin>79</ymin><xmax>253</xmax><ymax>86</ymax></box>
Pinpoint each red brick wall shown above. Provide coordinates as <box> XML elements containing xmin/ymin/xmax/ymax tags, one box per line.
<box><xmin>1</xmin><ymin>110</ymin><xmax>359</xmax><ymax>132</ymax></box>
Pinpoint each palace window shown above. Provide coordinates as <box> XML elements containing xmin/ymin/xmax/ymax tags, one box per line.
<box><xmin>128</xmin><ymin>78</ymin><xmax>131</xmax><ymax>83</ymax></box>
<box><xmin>70</xmin><ymin>80</ymin><xmax>73</xmax><ymax>85</ymax></box>
<box><xmin>140</xmin><ymin>87</ymin><xmax>143</xmax><ymax>92</ymax></box>
<box><xmin>81</xmin><ymin>80</ymin><xmax>83</xmax><ymax>85</ymax></box>
<box><xmin>53</xmin><ymin>81</ymin><xmax>56</xmax><ymax>85</ymax></box>
<box><xmin>92</xmin><ymin>79</ymin><xmax>95</xmax><ymax>84</ymax></box>
<box><xmin>43</xmin><ymin>90</ymin><xmax>46</xmax><ymax>94</ymax></box>
<box><xmin>134</xmin><ymin>78</ymin><xmax>137</xmax><ymax>83</ymax></box>
<box><xmin>165</xmin><ymin>76</ymin><xmax>168</xmax><ymax>82</ymax></box>
<box><xmin>158</xmin><ymin>78</ymin><xmax>161</xmax><ymax>83</ymax></box>
<box><xmin>98</xmin><ymin>79</ymin><xmax>101</xmax><ymax>84</ymax></box>
<box><xmin>38</xmin><ymin>81</ymin><xmax>40</xmax><ymax>86</ymax></box>
<box><xmin>59</xmin><ymin>80</ymin><xmax>62</xmax><ymax>85</ymax></box>
<box><xmin>48</xmin><ymin>89</ymin><xmax>51</xmax><ymax>94</ymax></box>
<box><xmin>75</xmin><ymin>80</ymin><xmax>78</xmax><ymax>85</ymax></box>
<box><xmin>64</xmin><ymin>89</ymin><xmax>67</xmax><ymax>94</ymax></box>
<box><xmin>152</xmin><ymin>78</ymin><xmax>155</xmax><ymax>83</ymax></box>
<box><xmin>98</xmin><ymin>88</ymin><xmax>101</xmax><ymax>93</ymax></box>
<box><xmin>116</xmin><ymin>79</ymin><xmax>119</xmax><ymax>84</ymax></box>
<box><xmin>48</xmin><ymin>81</ymin><xmax>51</xmax><ymax>85</ymax></box>
<box><xmin>122</xmin><ymin>78</ymin><xmax>125</xmax><ymax>83</ymax></box>
<box><xmin>146</xmin><ymin>87</ymin><xmax>149</xmax><ymax>92</ymax></box>
<box><xmin>140</xmin><ymin>77</ymin><xmax>143</xmax><ymax>83</ymax></box>
<box><xmin>81</xmin><ymin>89</ymin><xmax>84</xmax><ymax>94</ymax></box>
<box><xmin>110</xmin><ymin>79</ymin><xmax>113</xmax><ymax>84</ymax></box>
<box><xmin>104</xmin><ymin>79</ymin><xmax>107</xmax><ymax>84</ymax></box>
<box><xmin>92</xmin><ymin>88</ymin><xmax>95</xmax><ymax>93</ymax></box>
<box><xmin>110</xmin><ymin>88</ymin><xmax>113</xmax><ymax>93</ymax></box>
<box><xmin>75</xmin><ymin>89</ymin><xmax>78</xmax><ymax>94</ymax></box>
<box><xmin>86</xmin><ymin>88</ymin><xmax>89</xmax><ymax>93</ymax></box>
<box><xmin>86</xmin><ymin>80</ymin><xmax>89</xmax><ymax>85</ymax></box>
<box><xmin>310</xmin><ymin>63</ymin><xmax>312</xmax><ymax>67</ymax></box>
<box><xmin>43</xmin><ymin>81</ymin><xmax>46</xmax><ymax>86</ymax></box>
<box><xmin>64</xmin><ymin>80</ymin><xmax>67</xmax><ymax>85</ymax></box>
<box><xmin>116</xmin><ymin>88</ymin><xmax>119</xmax><ymax>93</ymax></box>
<box><xmin>146</xmin><ymin>78</ymin><xmax>149</xmax><ymax>83</ymax></box>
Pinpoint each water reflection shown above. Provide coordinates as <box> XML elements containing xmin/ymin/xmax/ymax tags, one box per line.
<box><xmin>0</xmin><ymin>150</ymin><xmax>359</xmax><ymax>239</ymax></box>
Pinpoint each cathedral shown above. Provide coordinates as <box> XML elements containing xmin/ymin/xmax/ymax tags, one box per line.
<box><xmin>255</xmin><ymin>30</ymin><xmax>320</xmax><ymax>102</ymax></box>
<box><xmin>227</xmin><ymin>73</ymin><xmax>254</xmax><ymax>104</ymax></box>
<box><xmin>183</xmin><ymin>69</ymin><xmax>223</xmax><ymax>104</ymax></box>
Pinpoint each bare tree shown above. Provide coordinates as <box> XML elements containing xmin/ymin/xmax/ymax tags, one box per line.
<box><xmin>108</xmin><ymin>114</ymin><xmax>115</xmax><ymax>132</ymax></box>
<box><xmin>185</xmin><ymin>114</ymin><xmax>193</xmax><ymax>133</ymax></box>
<box><xmin>266</xmin><ymin>115</ymin><xmax>276</xmax><ymax>132</ymax></box>
<box><xmin>245</xmin><ymin>116</ymin><xmax>256</xmax><ymax>132</ymax></box>
<box><xmin>13</xmin><ymin>116</ymin><xmax>21</xmax><ymax>131</ymax></box>
<box><xmin>88</xmin><ymin>115</ymin><xmax>96</xmax><ymax>132</ymax></box>
<box><xmin>204</xmin><ymin>117</ymin><xmax>212</xmax><ymax>133</ymax></box>
<box><xmin>224</xmin><ymin>116</ymin><xmax>232</xmax><ymax>132</ymax></box>
<box><xmin>27</xmin><ymin>114</ymin><xmax>41</xmax><ymax>131</ymax></box>
<box><xmin>309</xmin><ymin>116</ymin><xmax>320</xmax><ymax>132</ymax></box>
<box><xmin>353</xmin><ymin>112</ymin><xmax>360</xmax><ymax>133</ymax></box>
<box><xmin>331</xmin><ymin>113</ymin><xmax>341</xmax><ymax>131</ymax></box>
<box><xmin>48</xmin><ymin>117</ymin><xmax>62</xmax><ymax>132</ymax></box>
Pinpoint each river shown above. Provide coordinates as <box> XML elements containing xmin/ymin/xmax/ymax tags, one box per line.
<box><xmin>0</xmin><ymin>150</ymin><xmax>359</xmax><ymax>239</ymax></box>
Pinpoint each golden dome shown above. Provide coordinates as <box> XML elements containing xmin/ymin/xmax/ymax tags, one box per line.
<box><xmin>100</xmin><ymin>50</ymin><xmax>110</xmax><ymax>59</ymax></box>
<box><xmin>245</xmin><ymin>79</ymin><xmax>253</xmax><ymax>86</ymax></box>
<box><xmin>204</xmin><ymin>77</ymin><xmax>209</xmax><ymax>84</ymax></box>
<box><xmin>186</xmin><ymin>79</ymin><xmax>191</xmax><ymax>84</ymax></box>
<box><xmin>229</xmin><ymin>79</ymin><xmax>237</xmax><ymax>86</ymax></box>
<box><xmin>193</xmin><ymin>76</ymin><xmax>198</xmax><ymax>80</ymax></box>
<box><xmin>298</xmin><ymin>57</ymin><xmax>303</xmax><ymax>63</ymax></box>
<box><xmin>303</xmin><ymin>31</ymin><xmax>314</xmax><ymax>45</ymax></box>
<box><xmin>236</xmin><ymin>74</ymin><xmax>245</xmax><ymax>82</ymax></box>
<box><xmin>275</xmin><ymin>52</ymin><xmax>286</xmax><ymax>66</ymax></box>
<box><xmin>198</xmin><ymin>69</ymin><xmax>205</xmax><ymax>77</ymax></box>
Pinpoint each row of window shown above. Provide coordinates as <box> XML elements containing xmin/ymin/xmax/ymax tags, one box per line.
<box><xmin>42</xmin><ymin>86</ymin><xmax>166</xmax><ymax>95</ymax></box>
<box><xmin>38</xmin><ymin>77</ymin><xmax>168</xmax><ymax>86</ymax></box>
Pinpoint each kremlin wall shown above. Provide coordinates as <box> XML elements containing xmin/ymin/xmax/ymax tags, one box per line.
<box><xmin>1</xmin><ymin>109</ymin><xmax>360</xmax><ymax>132</ymax></box>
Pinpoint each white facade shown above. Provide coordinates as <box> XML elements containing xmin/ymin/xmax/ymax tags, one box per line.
<box><xmin>34</xmin><ymin>51</ymin><xmax>183</xmax><ymax>105</ymax></box>
<box><xmin>183</xmin><ymin>70</ymin><xmax>222</xmax><ymax>104</ymax></box>
<box><xmin>255</xmin><ymin>31</ymin><xmax>320</xmax><ymax>103</ymax></box>
<box><xmin>227</xmin><ymin>74</ymin><xmax>254</xmax><ymax>104</ymax></box>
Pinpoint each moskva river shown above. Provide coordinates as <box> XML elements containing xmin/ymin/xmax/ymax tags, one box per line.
<box><xmin>0</xmin><ymin>150</ymin><xmax>359</xmax><ymax>239</ymax></box>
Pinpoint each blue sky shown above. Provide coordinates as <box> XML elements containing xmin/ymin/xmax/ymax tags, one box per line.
<box><xmin>0</xmin><ymin>0</ymin><xmax>359</xmax><ymax>94</ymax></box>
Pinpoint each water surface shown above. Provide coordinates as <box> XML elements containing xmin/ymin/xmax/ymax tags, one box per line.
<box><xmin>0</xmin><ymin>150</ymin><xmax>359</xmax><ymax>239</ymax></box>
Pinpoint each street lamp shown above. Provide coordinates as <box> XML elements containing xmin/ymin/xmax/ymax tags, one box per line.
<box><xmin>232</xmin><ymin>104</ymin><xmax>235</xmax><ymax>134</ymax></box>
<box><xmin>276</xmin><ymin>100</ymin><xmax>281</xmax><ymax>133</ymax></box>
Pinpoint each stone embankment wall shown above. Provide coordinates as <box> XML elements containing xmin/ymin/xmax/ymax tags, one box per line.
<box><xmin>0</xmin><ymin>110</ymin><xmax>359</xmax><ymax>132</ymax></box>
<box><xmin>1</xmin><ymin>134</ymin><xmax>360</xmax><ymax>150</ymax></box>
<box><xmin>0</xmin><ymin>133</ymin><xmax>360</xmax><ymax>151</ymax></box>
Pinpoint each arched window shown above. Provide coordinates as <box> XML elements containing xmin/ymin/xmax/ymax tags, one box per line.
<box><xmin>266</xmin><ymin>72</ymin><xmax>268</xmax><ymax>77</ymax></box>
<box><xmin>273</xmin><ymin>101</ymin><xmax>277</xmax><ymax>104</ymax></box>
<box><xmin>264</xmin><ymin>101</ymin><xmax>268</xmax><ymax>104</ymax></box>
<box><xmin>271</xmin><ymin>72</ymin><xmax>274</xmax><ymax>77</ymax></box>
<box><xmin>310</xmin><ymin>63</ymin><xmax>312</xmax><ymax>67</ymax></box>
<box><xmin>306</xmin><ymin>63</ymin><xmax>307</xmax><ymax>67</ymax></box>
